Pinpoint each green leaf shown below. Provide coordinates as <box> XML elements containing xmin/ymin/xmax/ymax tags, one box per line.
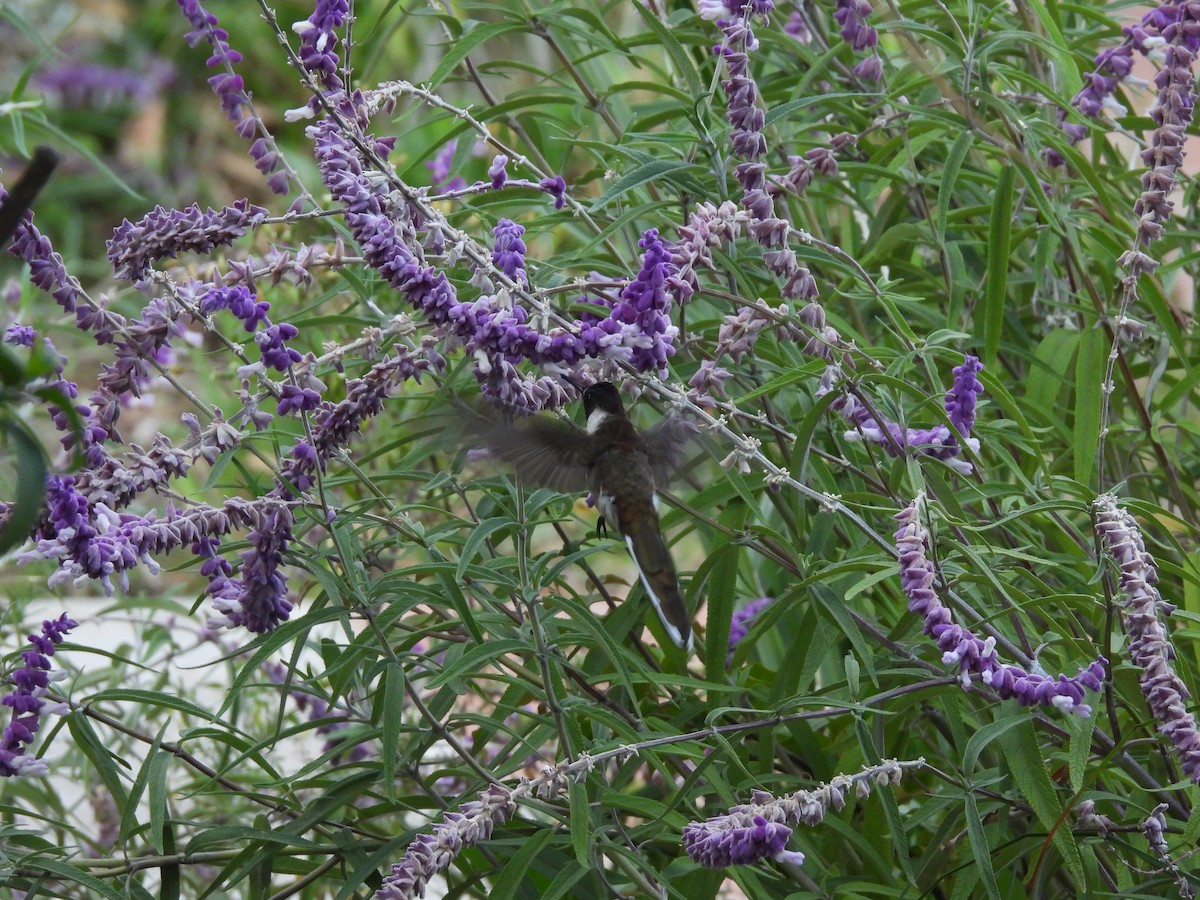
<box><xmin>0</xmin><ymin>417</ymin><xmax>47</xmax><ymax>555</ymax></box>
<box><xmin>380</xmin><ymin>661</ymin><xmax>406</xmax><ymax>802</ymax></box>
<box><xmin>427</xmin><ymin>21</ymin><xmax>525</xmax><ymax>89</ymax></box>
<box><xmin>569</xmin><ymin>781</ymin><xmax>591</xmax><ymax>868</ymax></box>
<box><xmin>997</xmin><ymin>716</ymin><xmax>1085</xmax><ymax>888</ymax></box>
<box><xmin>590</xmin><ymin>159</ymin><xmax>695</xmax><ymax>212</ymax></box>
<box><xmin>979</xmin><ymin>164</ymin><xmax>1015</xmax><ymax>366</ymax></box>
<box><xmin>488</xmin><ymin>827</ymin><xmax>556</xmax><ymax>900</ymax></box>
<box><xmin>937</xmin><ymin>130</ymin><xmax>974</xmax><ymax>240</ymax></box>
<box><xmin>964</xmin><ymin>792</ymin><xmax>1002</xmax><ymax>900</ymax></box>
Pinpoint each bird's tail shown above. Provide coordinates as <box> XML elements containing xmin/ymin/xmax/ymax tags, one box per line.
<box><xmin>624</xmin><ymin>521</ymin><xmax>693</xmax><ymax>652</ymax></box>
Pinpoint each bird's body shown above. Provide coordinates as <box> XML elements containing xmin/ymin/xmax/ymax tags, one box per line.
<box><xmin>474</xmin><ymin>382</ymin><xmax>695</xmax><ymax>651</ymax></box>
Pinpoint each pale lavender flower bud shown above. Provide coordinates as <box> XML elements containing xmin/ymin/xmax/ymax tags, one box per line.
<box><xmin>488</xmin><ymin>154</ymin><xmax>509</xmax><ymax>189</ymax></box>
<box><xmin>688</xmin><ymin>359</ymin><xmax>732</xmax><ymax>408</ymax></box>
<box><xmin>1143</xmin><ymin>803</ymin><xmax>1169</xmax><ymax>858</ymax></box>
<box><xmin>835</xmin><ymin>0</ymin><xmax>878</xmax><ymax>51</ymax></box>
<box><xmin>1075</xmin><ymin>799</ymin><xmax>1114</xmax><ymax>836</ymax></box>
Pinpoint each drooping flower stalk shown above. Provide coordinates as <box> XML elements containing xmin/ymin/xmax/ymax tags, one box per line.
<box><xmin>1094</xmin><ymin>494</ymin><xmax>1200</xmax><ymax>780</ymax></box>
<box><xmin>376</xmin><ymin>785</ymin><xmax>516</xmax><ymax>899</ymax></box>
<box><xmin>897</xmin><ymin>496</ymin><xmax>1105</xmax><ymax>715</ymax></box>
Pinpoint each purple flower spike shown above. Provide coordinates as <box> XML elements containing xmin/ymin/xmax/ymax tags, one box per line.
<box><xmin>0</xmin><ymin>613</ymin><xmax>77</xmax><ymax>777</ymax></box>
<box><xmin>377</xmin><ymin>785</ymin><xmax>516</xmax><ymax>899</ymax></box>
<box><xmin>683</xmin><ymin>760</ymin><xmax>919</xmax><ymax>870</ymax></box>
<box><xmin>1095</xmin><ymin>495</ymin><xmax>1200</xmax><ymax>780</ymax></box>
<box><xmin>818</xmin><ymin>355</ymin><xmax>984</xmax><ymax>474</ymax></box>
<box><xmin>896</xmin><ymin>496</ymin><xmax>1105</xmax><ymax>716</ymax></box>
<box><xmin>684</xmin><ymin>814</ymin><xmax>803</xmax><ymax>868</ymax></box>
<box><xmin>944</xmin><ymin>355</ymin><xmax>984</xmax><ymax>435</ymax></box>
<box><xmin>491</xmin><ymin>219</ymin><xmax>527</xmax><ymax>286</ymax></box>
<box><xmin>107</xmin><ymin>200</ymin><xmax>269</xmax><ymax>282</ymax></box>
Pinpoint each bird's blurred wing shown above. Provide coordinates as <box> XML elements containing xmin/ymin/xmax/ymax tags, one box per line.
<box><xmin>642</xmin><ymin>412</ymin><xmax>699</xmax><ymax>487</ymax></box>
<box><xmin>480</xmin><ymin>416</ymin><xmax>592</xmax><ymax>493</ymax></box>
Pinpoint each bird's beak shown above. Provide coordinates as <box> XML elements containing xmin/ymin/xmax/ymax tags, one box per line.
<box><xmin>560</xmin><ymin>373</ymin><xmax>584</xmax><ymax>392</ymax></box>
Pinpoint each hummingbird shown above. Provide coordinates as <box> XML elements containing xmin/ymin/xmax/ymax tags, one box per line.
<box><xmin>473</xmin><ymin>381</ymin><xmax>696</xmax><ymax>651</ymax></box>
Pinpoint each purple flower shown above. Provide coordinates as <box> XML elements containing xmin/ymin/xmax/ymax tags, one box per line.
<box><xmin>684</xmin><ymin>760</ymin><xmax>917</xmax><ymax>869</ymax></box>
<box><xmin>728</xmin><ymin>597</ymin><xmax>772</xmax><ymax>659</ymax></box>
<box><xmin>427</xmin><ymin>140</ymin><xmax>458</xmax><ymax>186</ymax></box>
<box><xmin>4</xmin><ymin>324</ymin><xmax>35</xmax><ymax>347</ymax></box>
<box><xmin>202</xmin><ymin>284</ymin><xmax>273</xmax><ymax>331</ymax></box>
<box><xmin>377</xmin><ymin>785</ymin><xmax>515</xmax><ymax>899</ymax></box>
<box><xmin>687</xmin><ymin>359</ymin><xmax>732</xmax><ymax>408</ymax></box>
<box><xmin>897</xmin><ymin>496</ymin><xmax>1105</xmax><ymax>715</ymax></box>
<box><xmin>256</xmin><ymin>322</ymin><xmax>302</xmax><ymax>371</ymax></box>
<box><xmin>293</xmin><ymin>0</ymin><xmax>349</xmax><ymax>90</ymax></box>
<box><xmin>944</xmin><ymin>355</ymin><xmax>984</xmax><ymax>435</ymax></box>
<box><xmin>491</xmin><ymin>219</ymin><xmax>528</xmax><ymax>286</ymax></box>
<box><xmin>35</xmin><ymin>59</ymin><xmax>176</xmax><ymax>108</ymax></box>
<box><xmin>277</xmin><ymin>383</ymin><xmax>323</xmax><ymax>416</ymax></box>
<box><xmin>107</xmin><ymin>201</ymin><xmax>269</xmax><ymax>282</ymax></box>
<box><xmin>684</xmin><ymin>814</ymin><xmax>802</xmax><ymax>868</ymax></box>
<box><xmin>539</xmin><ymin>175</ymin><xmax>567</xmax><ymax>209</ymax></box>
<box><xmin>1095</xmin><ymin>495</ymin><xmax>1200</xmax><ymax>780</ymax></box>
<box><xmin>0</xmin><ymin>613</ymin><xmax>77</xmax><ymax>777</ymax></box>
<box><xmin>177</xmin><ymin>0</ymin><xmax>293</xmax><ymax>192</ymax></box>
<box><xmin>834</xmin><ymin>0</ymin><xmax>878</xmax><ymax>51</ymax></box>
<box><xmin>818</xmin><ymin>355</ymin><xmax>984</xmax><ymax>474</ymax></box>
<box><xmin>309</xmin><ymin>109</ymin><xmax>675</xmax><ymax>407</ymax></box>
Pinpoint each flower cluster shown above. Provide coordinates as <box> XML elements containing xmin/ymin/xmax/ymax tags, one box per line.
<box><xmin>896</xmin><ymin>497</ymin><xmax>1105</xmax><ymax>715</ymax></box>
<box><xmin>0</xmin><ymin>614</ymin><xmax>77</xmax><ymax>777</ymax></box>
<box><xmin>1054</xmin><ymin>3</ymin><xmax>1193</xmax><ymax>167</ymax></box>
<box><xmin>376</xmin><ymin>784</ymin><xmax>516</xmax><ymax>899</ymax></box>
<box><xmin>1094</xmin><ymin>494</ymin><xmax>1200</xmax><ymax>780</ymax></box>
<box><xmin>819</xmin><ymin>355</ymin><xmax>984</xmax><ymax>474</ymax></box>
<box><xmin>684</xmin><ymin>759</ymin><xmax>918</xmax><ymax>868</ymax></box>
<box><xmin>308</xmin><ymin>102</ymin><xmax>677</xmax><ymax>407</ymax></box>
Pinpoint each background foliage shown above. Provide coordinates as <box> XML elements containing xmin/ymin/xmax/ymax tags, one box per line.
<box><xmin>0</xmin><ymin>0</ymin><xmax>1198</xmax><ymax>897</ymax></box>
